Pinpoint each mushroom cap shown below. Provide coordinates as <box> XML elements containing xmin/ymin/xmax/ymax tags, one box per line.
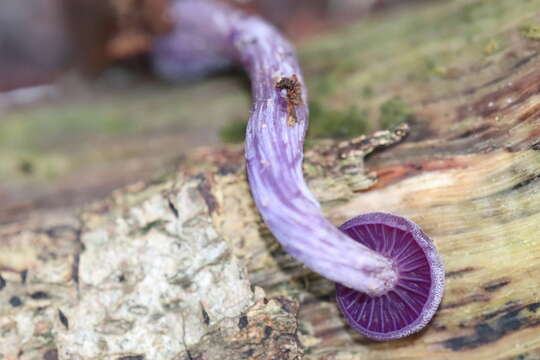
<box><xmin>335</xmin><ymin>212</ymin><xmax>444</xmax><ymax>341</ymax></box>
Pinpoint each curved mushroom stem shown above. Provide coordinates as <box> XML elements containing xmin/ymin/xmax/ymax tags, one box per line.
<box><xmin>152</xmin><ymin>0</ymin><xmax>398</xmax><ymax>296</ymax></box>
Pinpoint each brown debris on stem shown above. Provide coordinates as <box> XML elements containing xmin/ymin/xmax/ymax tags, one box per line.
<box><xmin>276</xmin><ymin>74</ymin><xmax>304</xmax><ymax>126</ymax></box>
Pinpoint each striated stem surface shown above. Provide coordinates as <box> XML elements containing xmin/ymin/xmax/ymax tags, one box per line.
<box><xmin>152</xmin><ymin>0</ymin><xmax>397</xmax><ymax>295</ymax></box>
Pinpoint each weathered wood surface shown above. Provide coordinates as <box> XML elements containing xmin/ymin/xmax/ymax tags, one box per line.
<box><xmin>3</xmin><ymin>0</ymin><xmax>540</xmax><ymax>358</ymax></box>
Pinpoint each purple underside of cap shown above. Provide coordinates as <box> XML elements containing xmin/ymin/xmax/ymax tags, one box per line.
<box><xmin>335</xmin><ymin>212</ymin><xmax>444</xmax><ymax>341</ymax></box>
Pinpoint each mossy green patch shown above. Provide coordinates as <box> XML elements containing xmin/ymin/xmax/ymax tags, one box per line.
<box><xmin>380</xmin><ymin>97</ymin><xmax>413</xmax><ymax>130</ymax></box>
<box><xmin>362</xmin><ymin>86</ymin><xmax>374</xmax><ymax>98</ymax></box>
<box><xmin>220</xmin><ymin>119</ymin><xmax>248</xmax><ymax>144</ymax></box>
<box><xmin>459</xmin><ymin>1</ymin><xmax>504</xmax><ymax>25</ymax></box>
<box><xmin>219</xmin><ymin>102</ymin><xmax>368</xmax><ymax>143</ymax></box>
<box><xmin>520</xmin><ymin>24</ymin><xmax>540</xmax><ymax>40</ymax></box>
<box><xmin>308</xmin><ymin>101</ymin><xmax>367</xmax><ymax>139</ymax></box>
<box><xmin>140</xmin><ymin>219</ymin><xmax>166</xmax><ymax>235</ymax></box>
<box><xmin>420</xmin><ymin>57</ymin><xmax>449</xmax><ymax>79</ymax></box>
<box><xmin>306</xmin><ymin>72</ymin><xmax>339</xmax><ymax>98</ymax></box>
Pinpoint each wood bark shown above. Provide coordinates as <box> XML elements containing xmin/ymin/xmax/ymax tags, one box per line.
<box><xmin>3</xmin><ymin>0</ymin><xmax>540</xmax><ymax>358</ymax></box>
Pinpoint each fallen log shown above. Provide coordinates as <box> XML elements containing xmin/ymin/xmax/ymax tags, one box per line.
<box><xmin>2</xmin><ymin>0</ymin><xmax>540</xmax><ymax>358</ymax></box>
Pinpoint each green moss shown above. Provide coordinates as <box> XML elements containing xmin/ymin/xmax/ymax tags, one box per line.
<box><xmin>313</xmin><ymin>73</ymin><xmax>339</xmax><ymax>96</ymax></box>
<box><xmin>220</xmin><ymin>119</ymin><xmax>248</xmax><ymax>144</ymax></box>
<box><xmin>459</xmin><ymin>1</ymin><xmax>502</xmax><ymax>24</ymax></box>
<box><xmin>380</xmin><ymin>97</ymin><xmax>413</xmax><ymax>129</ymax></box>
<box><xmin>308</xmin><ymin>101</ymin><xmax>367</xmax><ymax>139</ymax></box>
<box><xmin>420</xmin><ymin>57</ymin><xmax>449</xmax><ymax>78</ymax></box>
<box><xmin>140</xmin><ymin>219</ymin><xmax>166</xmax><ymax>235</ymax></box>
<box><xmin>362</xmin><ymin>86</ymin><xmax>374</xmax><ymax>98</ymax></box>
<box><xmin>520</xmin><ymin>24</ymin><xmax>540</xmax><ymax>40</ymax></box>
<box><xmin>219</xmin><ymin>102</ymin><xmax>368</xmax><ymax>143</ymax></box>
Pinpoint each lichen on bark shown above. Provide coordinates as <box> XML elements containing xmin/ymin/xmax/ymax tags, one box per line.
<box><xmin>0</xmin><ymin>176</ymin><xmax>301</xmax><ymax>359</ymax></box>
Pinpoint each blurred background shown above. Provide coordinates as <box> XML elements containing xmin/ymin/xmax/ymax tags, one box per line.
<box><xmin>0</xmin><ymin>0</ymin><xmax>421</xmax><ymax>224</ymax></box>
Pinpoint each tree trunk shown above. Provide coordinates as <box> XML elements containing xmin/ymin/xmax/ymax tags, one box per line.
<box><xmin>2</xmin><ymin>0</ymin><xmax>540</xmax><ymax>358</ymax></box>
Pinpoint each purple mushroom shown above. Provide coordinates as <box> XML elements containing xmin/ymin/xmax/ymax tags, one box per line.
<box><xmin>152</xmin><ymin>0</ymin><xmax>444</xmax><ymax>340</ymax></box>
<box><xmin>337</xmin><ymin>213</ymin><xmax>444</xmax><ymax>340</ymax></box>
